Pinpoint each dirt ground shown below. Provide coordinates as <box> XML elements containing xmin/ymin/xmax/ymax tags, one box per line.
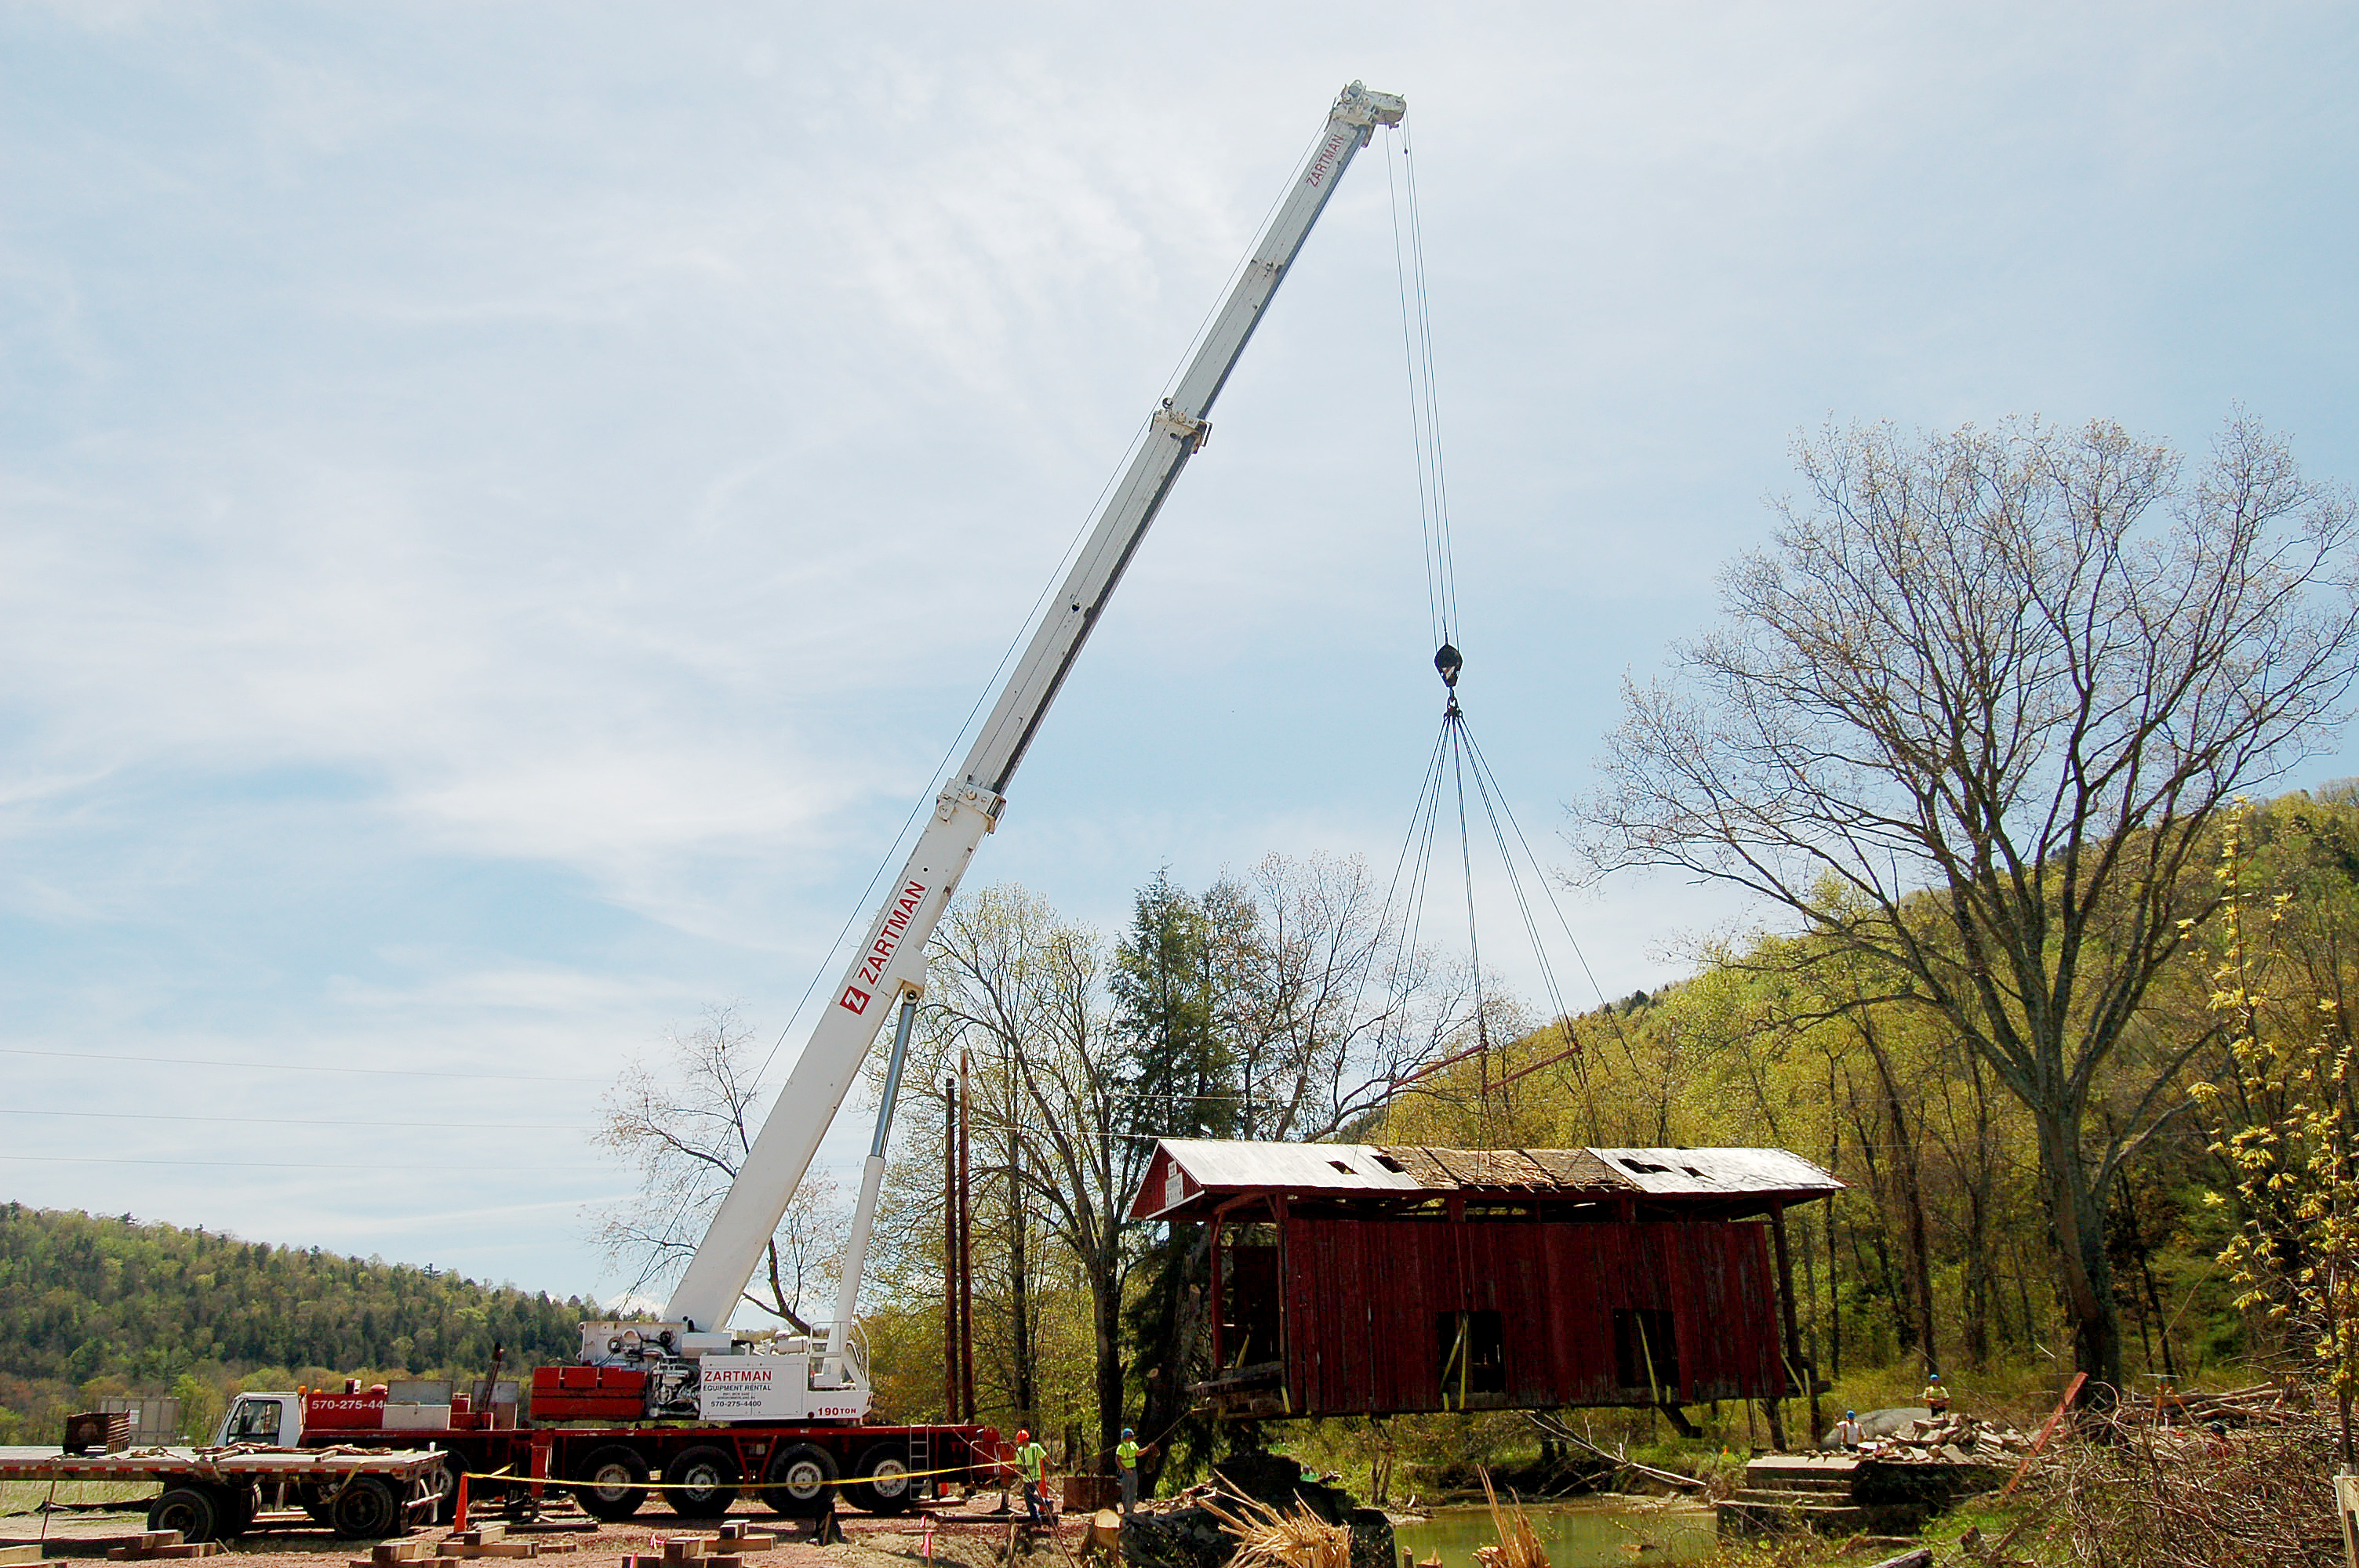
<box><xmin>1</xmin><ymin>1493</ymin><xmax>1093</xmax><ymax>1568</ymax></box>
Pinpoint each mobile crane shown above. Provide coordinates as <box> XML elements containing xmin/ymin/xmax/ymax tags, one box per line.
<box><xmin>634</xmin><ymin>73</ymin><xmax>1406</xmax><ymax>1408</ymax></box>
<box><xmin>100</xmin><ymin>81</ymin><xmax>1405</xmax><ymax>1540</ymax></box>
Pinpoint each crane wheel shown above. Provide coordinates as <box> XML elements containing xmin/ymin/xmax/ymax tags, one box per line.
<box><xmin>845</xmin><ymin>1445</ymin><xmax>917</xmax><ymax>1515</ymax></box>
<box><xmin>761</xmin><ymin>1443</ymin><xmax>839</xmax><ymax>1519</ymax></box>
<box><xmin>662</xmin><ymin>1446</ymin><xmax>741</xmax><ymax>1517</ymax></box>
<box><xmin>328</xmin><ymin>1476</ymin><xmax>404</xmax><ymax>1540</ymax></box>
<box><xmin>572</xmin><ymin>1445</ymin><xmax>651</xmax><ymax>1523</ymax></box>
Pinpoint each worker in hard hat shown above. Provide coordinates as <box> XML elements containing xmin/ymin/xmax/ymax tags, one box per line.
<box><xmin>1014</xmin><ymin>1428</ymin><xmax>1049</xmax><ymax>1526</ymax></box>
<box><xmin>1830</xmin><ymin>1410</ymin><xmax>1866</xmax><ymax>1449</ymax></box>
<box><xmin>1115</xmin><ymin>1427</ymin><xmax>1149</xmax><ymax>1519</ymax></box>
<box><xmin>1922</xmin><ymin>1373</ymin><xmax>1950</xmax><ymax>1416</ymax></box>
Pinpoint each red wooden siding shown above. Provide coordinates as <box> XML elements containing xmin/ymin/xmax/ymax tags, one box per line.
<box><xmin>1277</xmin><ymin>1218</ymin><xmax>1787</xmax><ymax>1417</ymax></box>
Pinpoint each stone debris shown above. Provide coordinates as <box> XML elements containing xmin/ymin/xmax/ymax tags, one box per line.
<box><xmin>1855</xmin><ymin>1414</ymin><xmax>2032</xmax><ymax>1465</ymax></box>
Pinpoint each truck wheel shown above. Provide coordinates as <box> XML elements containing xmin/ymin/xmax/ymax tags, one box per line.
<box><xmin>149</xmin><ymin>1487</ymin><xmax>223</xmax><ymax>1543</ymax></box>
<box><xmin>662</xmin><ymin>1446</ymin><xmax>740</xmax><ymax>1517</ymax></box>
<box><xmin>845</xmin><ymin>1444</ymin><xmax>916</xmax><ymax>1515</ymax></box>
<box><xmin>328</xmin><ymin>1475</ymin><xmax>405</xmax><ymax>1540</ymax></box>
<box><xmin>572</xmin><ymin>1445</ymin><xmax>651</xmax><ymax>1523</ymax></box>
<box><xmin>761</xmin><ymin>1443</ymin><xmax>839</xmax><ymax>1519</ymax></box>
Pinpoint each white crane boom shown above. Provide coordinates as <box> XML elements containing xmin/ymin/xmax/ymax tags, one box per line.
<box><xmin>663</xmin><ymin>80</ymin><xmax>1405</xmax><ymax>1344</ymax></box>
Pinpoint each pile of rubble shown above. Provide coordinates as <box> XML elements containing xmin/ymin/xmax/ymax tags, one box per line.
<box><xmin>1856</xmin><ymin>1413</ymin><xmax>2034</xmax><ymax>1465</ymax></box>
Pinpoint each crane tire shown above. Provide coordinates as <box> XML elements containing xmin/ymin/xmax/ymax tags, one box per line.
<box><xmin>662</xmin><ymin>1446</ymin><xmax>741</xmax><ymax>1517</ymax></box>
<box><xmin>845</xmin><ymin>1444</ymin><xmax>917</xmax><ymax>1515</ymax></box>
<box><xmin>572</xmin><ymin>1445</ymin><xmax>651</xmax><ymax>1523</ymax></box>
<box><xmin>328</xmin><ymin>1476</ymin><xmax>405</xmax><ymax>1540</ymax></box>
<box><xmin>761</xmin><ymin>1443</ymin><xmax>840</xmax><ymax>1519</ymax></box>
<box><xmin>149</xmin><ymin>1487</ymin><xmax>224</xmax><ymax>1543</ymax></box>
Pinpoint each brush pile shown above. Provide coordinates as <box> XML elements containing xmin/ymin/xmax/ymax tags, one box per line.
<box><xmin>2025</xmin><ymin>1402</ymin><xmax>2345</xmax><ymax>1566</ymax></box>
<box><xmin>1856</xmin><ymin>1413</ymin><xmax>2033</xmax><ymax>1465</ymax></box>
<box><xmin>1199</xmin><ymin>1495</ymin><xmax>1350</xmax><ymax>1568</ymax></box>
<box><xmin>1121</xmin><ymin>1454</ymin><xmax>1394</xmax><ymax>1568</ymax></box>
<box><xmin>1472</xmin><ymin>1468</ymin><xmax>1546</xmax><ymax>1568</ymax></box>
<box><xmin>2110</xmin><ymin>1381</ymin><xmax>2300</xmax><ymax>1428</ymax></box>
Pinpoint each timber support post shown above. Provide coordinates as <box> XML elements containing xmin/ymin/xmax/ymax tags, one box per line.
<box><xmin>1771</xmin><ymin>1202</ymin><xmax>1812</xmax><ymax>1449</ymax></box>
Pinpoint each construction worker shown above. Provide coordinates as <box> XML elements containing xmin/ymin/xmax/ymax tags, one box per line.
<box><xmin>1922</xmin><ymin>1373</ymin><xmax>1950</xmax><ymax>1415</ymax></box>
<box><xmin>1830</xmin><ymin>1410</ymin><xmax>1866</xmax><ymax>1449</ymax></box>
<box><xmin>1115</xmin><ymin>1427</ymin><xmax>1145</xmax><ymax>1519</ymax></box>
<box><xmin>1014</xmin><ymin>1428</ymin><xmax>1049</xmax><ymax>1526</ymax></box>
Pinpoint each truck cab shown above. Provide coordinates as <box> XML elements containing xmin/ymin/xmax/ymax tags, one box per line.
<box><xmin>216</xmin><ymin>1392</ymin><xmax>302</xmax><ymax>1446</ymax></box>
<box><xmin>216</xmin><ymin>1381</ymin><xmax>511</xmax><ymax>1449</ymax></box>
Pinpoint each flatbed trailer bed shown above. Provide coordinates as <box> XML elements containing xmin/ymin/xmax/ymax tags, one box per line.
<box><xmin>288</xmin><ymin>1418</ymin><xmax>1000</xmax><ymax>1524</ymax></box>
<box><xmin>0</xmin><ymin>1446</ymin><xmax>448</xmax><ymax>1543</ymax></box>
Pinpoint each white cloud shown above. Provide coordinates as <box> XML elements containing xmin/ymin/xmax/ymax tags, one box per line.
<box><xmin>2</xmin><ymin>1</ymin><xmax>2354</xmax><ymax>1291</ymax></box>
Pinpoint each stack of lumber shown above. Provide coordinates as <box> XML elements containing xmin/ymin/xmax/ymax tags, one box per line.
<box><xmin>2113</xmin><ymin>1382</ymin><xmax>2294</xmax><ymax>1426</ymax></box>
<box><xmin>104</xmin><ymin>1533</ymin><xmax>222</xmax><ymax>1561</ymax></box>
<box><xmin>352</xmin><ymin>1539</ymin><xmax>460</xmax><ymax>1568</ymax></box>
<box><xmin>623</xmin><ymin>1524</ymin><xmax>780</xmax><ymax>1568</ymax></box>
<box><xmin>2</xmin><ymin>1541</ymin><xmax>72</xmax><ymax>1568</ymax></box>
<box><xmin>1859</xmin><ymin>1414</ymin><xmax>2034</xmax><ymax>1465</ymax></box>
<box><xmin>434</xmin><ymin>1523</ymin><xmax>584</xmax><ymax>1559</ymax></box>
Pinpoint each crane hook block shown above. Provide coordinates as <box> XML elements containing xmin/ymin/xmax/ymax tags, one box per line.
<box><xmin>1434</xmin><ymin>643</ymin><xmax>1463</xmax><ymax>688</ymax></box>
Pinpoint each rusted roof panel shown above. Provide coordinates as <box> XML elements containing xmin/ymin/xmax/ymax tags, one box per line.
<box><xmin>1381</xmin><ymin>1145</ymin><xmax>1634</xmax><ymax>1192</ymax></box>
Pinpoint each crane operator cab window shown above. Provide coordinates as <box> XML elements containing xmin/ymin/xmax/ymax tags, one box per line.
<box><xmin>225</xmin><ymin>1397</ymin><xmax>282</xmax><ymax>1442</ymax></box>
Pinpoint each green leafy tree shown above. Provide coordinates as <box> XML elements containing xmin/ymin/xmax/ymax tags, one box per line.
<box><xmin>2198</xmin><ymin>804</ymin><xmax>2359</xmax><ymax>1462</ymax></box>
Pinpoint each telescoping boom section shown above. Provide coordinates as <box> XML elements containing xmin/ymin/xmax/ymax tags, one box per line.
<box><xmin>573</xmin><ymin>82</ymin><xmax>1406</xmax><ymax>1420</ymax></box>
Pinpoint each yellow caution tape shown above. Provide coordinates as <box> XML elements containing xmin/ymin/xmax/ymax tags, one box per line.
<box><xmin>454</xmin><ymin>1457</ymin><xmax>1013</xmax><ymax>1491</ymax></box>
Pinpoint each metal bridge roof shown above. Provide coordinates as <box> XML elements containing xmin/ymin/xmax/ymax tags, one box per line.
<box><xmin>1129</xmin><ymin>1137</ymin><xmax>1841</xmax><ymax>1221</ymax></box>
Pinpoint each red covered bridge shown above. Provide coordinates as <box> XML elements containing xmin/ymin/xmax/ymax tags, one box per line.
<box><xmin>1129</xmin><ymin>1139</ymin><xmax>1841</xmax><ymax>1426</ymax></box>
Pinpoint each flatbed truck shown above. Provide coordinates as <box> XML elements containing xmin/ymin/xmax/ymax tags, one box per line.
<box><xmin>212</xmin><ymin>1383</ymin><xmax>1003</xmax><ymax>1526</ymax></box>
<box><xmin>0</xmin><ymin>1443</ymin><xmax>447</xmax><ymax>1542</ymax></box>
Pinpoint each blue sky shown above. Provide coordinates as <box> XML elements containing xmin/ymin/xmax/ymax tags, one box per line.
<box><xmin>5</xmin><ymin>2</ymin><xmax>2355</xmax><ymax>1309</ymax></box>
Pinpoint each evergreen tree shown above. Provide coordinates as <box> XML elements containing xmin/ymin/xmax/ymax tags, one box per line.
<box><xmin>1114</xmin><ymin>869</ymin><xmax>1237</xmax><ymax>1486</ymax></box>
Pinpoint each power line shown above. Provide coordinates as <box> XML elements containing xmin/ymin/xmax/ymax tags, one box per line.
<box><xmin>0</xmin><ymin>1047</ymin><xmax>603</xmax><ymax>1083</ymax></box>
<box><xmin>0</xmin><ymin>1154</ymin><xmax>614</xmax><ymax>1173</ymax></box>
<box><xmin>0</xmin><ymin>1109</ymin><xmax>586</xmax><ymax>1131</ymax></box>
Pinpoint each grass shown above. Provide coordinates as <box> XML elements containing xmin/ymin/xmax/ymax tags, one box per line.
<box><xmin>0</xmin><ymin>1479</ymin><xmax>158</xmax><ymax>1519</ymax></box>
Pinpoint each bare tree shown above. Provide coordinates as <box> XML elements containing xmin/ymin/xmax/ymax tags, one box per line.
<box><xmin>1585</xmin><ymin>414</ymin><xmax>2359</xmax><ymax>1388</ymax></box>
<box><xmin>592</xmin><ymin>1004</ymin><xmax>845</xmax><ymax>1330</ymax></box>
<box><xmin>920</xmin><ymin>886</ymin><xmax>1138</xmax><ymax>1463</ymax></box>
<box><xmin>1219</xmin><ymin>852</ymin><xmax>1472</xmax><ymax>1141</ymax></box>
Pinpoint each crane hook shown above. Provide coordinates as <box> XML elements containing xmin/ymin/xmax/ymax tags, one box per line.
<box><xmin>1434</xmin><ymin>643</ymin><xmax>1463</xmax><ymax>689</ymax></box>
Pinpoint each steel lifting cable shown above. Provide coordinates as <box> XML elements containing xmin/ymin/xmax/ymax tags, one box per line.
<box><xmin>1385</xmin><ymin>126</ymin><xmax>1457</xmax><ymax>652</ymax></box>
<box><xmin>1368</xmin><ymin>125</ymin><xmax>1647</xmax><ymax>1131</ymax></box>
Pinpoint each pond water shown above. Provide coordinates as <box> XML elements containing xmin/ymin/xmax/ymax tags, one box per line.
<box><xmin>1389</xmin><ymin>1499</ymin><xmax>1718</xmax><ymax>1568</ymax></box>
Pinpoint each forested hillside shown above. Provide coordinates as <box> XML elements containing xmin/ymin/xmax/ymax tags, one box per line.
<box><xmin>0</xmin><ymin>1203</ymin><xmax>595</xmax><ymax>1443</ymax></box>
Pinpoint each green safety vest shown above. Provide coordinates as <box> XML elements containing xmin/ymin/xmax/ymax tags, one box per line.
<box><xmin>1016</xmin><ymin>1442</ymin><xmax>1048</xmax><ymax>1482</ymax></box>
<box><xmin>1116</xmin><ymin>1440</ymin><xmax>1140</xmax><ymax>1472</ymax></box>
